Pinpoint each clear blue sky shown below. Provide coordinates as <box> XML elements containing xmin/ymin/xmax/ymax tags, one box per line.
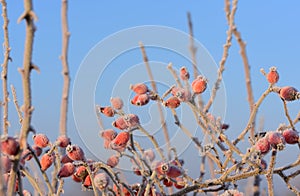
<box><xmin>1</xmin><ymin>1</ymin><xmax>300</xmax><ymax>195</ymax></box>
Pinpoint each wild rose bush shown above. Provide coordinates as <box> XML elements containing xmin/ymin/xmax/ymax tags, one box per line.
<box><xmin>1</xmin><ymin>1</ymin><xmax>300</xmax><ymax>196</ymax></box>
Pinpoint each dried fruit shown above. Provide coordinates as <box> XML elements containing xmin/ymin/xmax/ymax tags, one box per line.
<box><xmin>33</xmin><ymin>133</ymin><xmax>49</xmax><ymax>148</ymax></box>
<box><xmin>166</xmin><ymin>165</ymin><xmax>183</xmax><ymax>178</ymax></box>
<box><xmin>110</xmin><ymin>97</ymin><xmax>124</xmax><ymax>110</ymax></box>
<box><xmin>282</xmin><ymin>129</ymin><xmax>299</xmax><ymax>144</ymax></box>
<box><xmin>267</xmin><ymin>131</ymin><xmax>285</xmax><ymax>150</ymax></box>
<box><xmin>56</xmin><ymin>135</ymin><xmax>71</xmax><ymax>148</ymax></box>
<box><xmin>66</xmin><ymin>144</ymin><xmax>85</xmax><ymax>161</ymax></box>
<box><xmin>164</xmin><ymin>96</ymin><xmax>181</xmax><ymax>108</ymax></box>
<box><xmin>72</xmin><ymin>174</ymin><xmax>82</xmax><ymax>183</ymax></box>
<box><xmin>255</xmin><ymin>137</ymin><xmax>270</xmax><ymax>154</ymax></box>
<box><xmin>74</xmin><ymin>165</ymin><xmax>88</xmax><ymax>181</ymax></box>
<box><xmin>131</xmin><ymin>94</ymin><xmax>150</xmax><ymax>106</ymax></box>
<box><xmin>94</xmin><ymin>172</ymin><xmax>110</xmax><ymax>191</ymax></box>
<box><xmin>83</xmin><ymin>175</ymin><xmax>92</xmax><ymax>188</ymax></box>
<box><xmin>124</xmin><ymin>114</ymin><xmax>140</xmax><ymax>128</ymax></box>
<box><xmin>130</xmin><ymin>83</ymin><xmax>148</xmax><ymax>94</ymax></box>
<box><xmin>1</xmin><ymin>136</ymin><xmax>20</xmax><ymax>156</ymax></box>
<box><xmin>40</xmin><ymin>153</ymin><xmax>54</xmax><ymax>171</ymax></box>
<box><xmin>279</xmin><ymin>86</ymin><xmax>299</xmax><ymax>101</ymax></box>
<box><xmin>32</xmin><ymin>145</ymin><xmax>43</xmax><ymax>156</ymax></box>
<box><xmin>100</xmin><ymin>106</ymin><xmax>115</xmax><ymax>117</ymax></box>
<box><xmin>174</xmin><ymin>177</ymin><xmax>185</xmax><ymax>189</ymax></box>
<box><xmin>191</xmin><ymin>76</ymin><xmax>207</xmax><ymax>94</ymax></box>
<box><xmin>61</xmin><ymin>154</ymin><xmax>74</xmax><ymax>164</ymax></box>
<box><xmin>180</xmin><ymin>66</ymin><xmax>190</xmax><ymax>80</ymax></box>
<box><xmin>267</xmin><ymin>66</ymin><xmax>279</xmax><ymax>84</ymax></box>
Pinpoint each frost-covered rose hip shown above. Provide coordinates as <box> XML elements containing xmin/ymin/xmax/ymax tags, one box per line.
<box><xmin>180</xmin><ymin>66</ymin><xmax>190</xmax><ymax>80</ymax></box>
<box><xmin>33</xmin><ymin>133</ymin><xmax>49</xmax><ymax>148</ymax></box>
<box><xmin>94</xmin><ymin>173</ymin><xmax>110</xmax><ymax>191</ymax></box>
<box><xmin>164</xmin><ymin>96</ymin><xmax>181</xmax><ymax>108</ymax></box>
<box><xmin>1</xmin><ymin>136</ymin><xmax>20</xmax><ymax>156</ymax></box>
<box><xmin>112</xmin><ymin>117</ymin><xmax>129</xmax><ymax>130</ymax></box>
<box><xmin>74</xmin><ymin>165</ymin><xmax>88</xmax><ymax>181</ymax></box>
<box><xmin>130</xmin><ymin>83</ymin><xmax>148</xmax><ymax>94</ymax></box>
<box><xmin>131</xmin><ymin>94</ymin><xmax>150</xmax><ymax>106</ymax></box>
<box><xmin>40</xmin><ymin>153</ymin><xmax>54</xmax><ymax>171</ymax></box>
<box><xmin>255</xmin><ymin>137</ymin><xmax>270</xmax><ymax>154</ymax></box>
<box><xmin>267</xmin><ymin>66</ymin><xmax>279</xmax><ymax>84</ymax></box>
<box><xmin>143</xmin><ymin>149</ymin><xmax>155</xmax><ymax>162</ymax></box>
<box><xmin>110</xmin><ymin>131</ymin><xmax>130</xmax><ymax>150</ymax></box>
<box><xmin>110</xmin><ymin>97</ymin><xmax>124</xmax><ymax>110</ymax></box>
<box><xmin>192</xmin><ymin>76</ymin><xmax>207</xmax><ymax>94</ymax></box>
<box><xmin>106</xmin><ymin>155</ymin><xmax>119</xmax><ymax>168</ymax></box>
<box><xmin>282</xmin><ymin>129</ymin><xmax>299</xmax><ymax>144</ymax></box>
<box><xmin>174</xmin><ymin>177</ymin><xmax>185</xmax><ymax>189</ymax></box>
<box><xmin>83</xmin><ymin>175</ymin><xmax>92</xmax><ymax>188</ymax></box>
<box><xmin>32</xmin><ymin>145</ymin><xmax>43</xmax><ymax>157</ymax></box>
<box><xmin>100</xmin><ymin>106</ymin><xmax>115</xmax><ymax>117</ymax></box>
<box><xmin>56</xmin><ymin>135</ymin><xmax>71</xmax><ymax>148</ymax></box>
<box><xmin>171</xmin><ymin>87</ymin><xmax>191</xmax><ymax>102</ymax></box>
<box><xmin>58</xmin><ymin>162</ymin><xmax>75</xmax><ymax>178</ymax></box>
<box><xmin>66</xmin><ymin>144</ymin><xmax>85</xmax><ymax>161</ymax></box>
<box><xmin>124</xmin><ymin>114</ymin><xmax>140</xmax><ymax>128</ymax></box>
<box><xmin>279</xmin><ymin>86</ymin><xmax>299</xmax><ymax>101</ymax></box>
<box><xmin>267</xmin><ymin>131</ymin><xmax>285</xmax><ymax>150</ymax></box>
<box><xmin>100</xmin><ymin>129</ymin><xmax>117</xmax><ymax>141</ymax></box>
<box><xmin>163</xmin><ymin>178</ymin><xmax>173</xmax><ymax>187</ymax></box>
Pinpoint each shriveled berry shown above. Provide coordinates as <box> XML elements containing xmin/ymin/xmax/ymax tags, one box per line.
<box><xmin>165</xmin><ymin>96</ymin><xmax>181</xmax><ymax>108</ymax></box>
<box><xmin>260</xmin><ymin>159</ymin><xmax>267</xmax><ymax>170</ymax></box>
<box><xmin>1</xmin><ymin>155</ymin><xmax>11</xmax><ymax>173</ymax></box>
<box><xmin>100</xmin><ymin>129</ymin><xmax>117</xmax><ymax>141</ymax></box>
<box><xmin>40</xmin><ymin>153</ymin><xmax>54</xmax><ymax>171</ymax></box>
<box><xmin>66</xmin><ymin>144</ymin><xmax>85</xmax><ymax>161</ymax></box>
<box><xmin>1</xmin><ymin>136</ymin><xmax>20</xmax><ymax>156</ymax></box>
<box><xmin>166</xmin><ymin>165</ymin><xmax>183</xmax><ymax>178</ymax></box>
<box><xmin>174</xmin><ymin>177</ymin><xmax>185</xmax><ymax>189</ymax></box>
<box><xmin>32</xmin><ymin>145</ymin><xmax>43</xmax><ymax>157</ymax></box>
<box><xmin>100</xmin><ymin>106</ymin><xmax>115</xmax><ymax>117</ymax></box>
<box><xmin>255</xmin><ymin>137</ymin><xmax>270</xmax><ymax>154</ymax></box>
<box><xmin>56</xmin><ymin>135</ymin><xmax>71</xmax><ymax>148</ymax></box>
<box><xmin>58</xmin><ymin>162</ymin><xmax>75</xmax><ymax>178</ymax></box>
<box><xmin>267</xmin><ymin>131</ymin><xmax>285</xmax><ymax>150</ymax></box>
<box><xmin>110</xmin><ymin>97</ymin><xmax>124</xmax><ymax>110</ymax></box>
<box><xmin>94</xmin><ymin>173</ymin><xmax>110</xmax><ymax>191</ymax></box>
<box><xmin>112</xmin><ymin>117</ymin><xmax>129</xmax><ymax>130</ymax></box>
<box><xmin>130</xmin><ymin>83</ymin><xmax>148</xmax><ymax>94</ymax></box>
<box><xmin>171</xmin><ymin>87</ymin><xmax>191</xmax><ymax>102</ymax></box>
<box><xmin>180</xmin><ymin>66</ymin><xmax>190</xmax><ymax>80</ymax></box>
<box><xmin>33</xmin><ymin>134</ymin><xmax>49</xmax><ymax>148</ymax></box>
<box><xmin>267</xmin><ymin>66</ymin><xmax>279</xmax><ymax>84</ymax></box>
<box><xmin>282</xmin><ymin>129</ymin><xmax>299</xmax><ymax>144</ymax></box>
<box><xmin>106</xmin><ymin>155</ymin><xmax>119</xmax><ymax>168</ymax></box>
<box><xmin>163</xmin><ymin>178</ymin><xmax>173</xmax><ymax>187</ymax></box>
<box><xmin>279</xmin><ymin>86</ymin><xmax>299</xmax><ymax>101</ymax></box>
<box><xmin>21</xmin><ymin>149</ymin><xmax>33</xmax><ymax>162</ymax></box>
<box><xmin>131</xmin><ymin>94</ymin><xmax>150</xmax><ymax>106</ymax></box>
<box><xmin>191</xmin><ymin>76</ymin><xmax>207</xmax><ymax>94</ymax></box>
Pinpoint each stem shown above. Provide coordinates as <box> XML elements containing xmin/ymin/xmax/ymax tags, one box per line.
<box><xmin>7</xmin><ymin>0</ymin><xmax>36</xmax><ymax>194</ymax></box>
<box><xmin>266</xmin><ymin>149</ymin><xmax>277</xmax><ymax>196</ymax></box>
<box><xmin>139</xmin><ymin>42</ymin><xmax>169</xmax><ymax>160</ymax></box>
<box><xmin>59</xmin><ymin>0</ymin><xmax>71</xmax><ymax>136</ymax></box>
<box><xmin>1</xmin><ymin>0</ymin><xmax>11</xmax><ymax>136</ymax></box>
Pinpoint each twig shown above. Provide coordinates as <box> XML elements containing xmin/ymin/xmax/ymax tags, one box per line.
<box><xmin>139</xmin><ymin>42</ymin><xmax>171</xmax><ymax>160</ymax></box>
<box><xmin>10</xmin><ymin>85</ymin><xmax>23</xmax><ymax>123</ymax></box>
<box><xmin>59</xmin><ymin>0</ymin><xmax>71</xmax><ymax>136</ymax></box>
<box><xmin>1</xmin><ymin>0</ymin><xmax>11</xmax><ymax>136</ymax></box>
<box><xmin>203</xmin><ymin>0</ymin><xmax>237</xmax><ymax>113</ymax></box>
<box><xmin>266</xmin><ymin>149</ymin><xmax>277</xmax><ymax>196</ymax></box>
<box><xmin>56</xmin><ymin>179</ymin><xmax>64</xmax><ymax>196</ymax></box>
<box><xmin>231</xmin><ymin>0</ymin><xmax>255</xmax><ymax>139</ymax></box>
<box><xmin>7</xmin><ymin>0</ymin><xmax>36</xmax><ymax>194</ymax></box>
<box><xmin>21</xmin><ymin>168</ymin><xmax>44</xmax><ymax>195</ymax></box>
<box><xmin>282</xmin><ymin>100</ymin><xmax>295</xmax><ymax>130</ymax></box>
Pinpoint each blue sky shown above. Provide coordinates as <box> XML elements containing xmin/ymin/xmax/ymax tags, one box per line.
<box><xmin>1</xmin><ymin>1</ymin><xmax>300</xmax><ymax>195</ymax></box>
